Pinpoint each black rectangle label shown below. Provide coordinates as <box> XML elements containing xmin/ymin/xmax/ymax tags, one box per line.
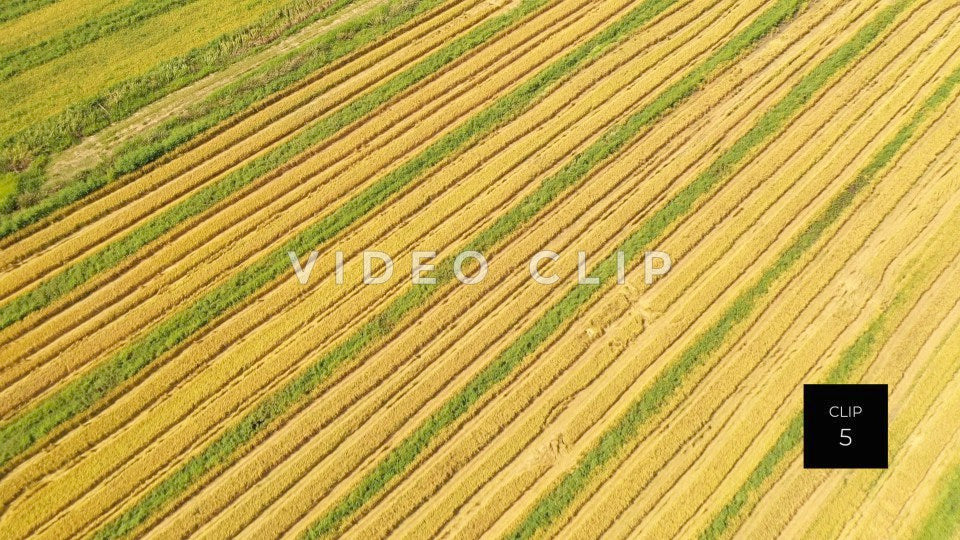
<box><xmin>803</xmin><ymin>384</ymin><xmax>888</xmax><ymax>469</ymax></box>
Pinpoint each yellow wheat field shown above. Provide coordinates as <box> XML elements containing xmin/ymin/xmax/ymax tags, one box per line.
<box><xmin>0</xmin><ymin>0</ymin><xmax>958</xmax><ymax>537</ymax></box>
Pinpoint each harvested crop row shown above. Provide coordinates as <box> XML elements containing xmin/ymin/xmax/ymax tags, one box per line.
<box><xmin>0</xmin><ymin>0</ymin><xmax>456</xmax><ymax>249</ymax></box>
<box><xmin>557</xmin><ymin>6</ymin><xmax>960</xmax><ymax>529</ymax></box>
<box><xmin>730</xmin><ymin>231</ymin><xmax>960</xmax><ymax>539</ymax></box>
<box><xmin>0</xmin><ymin>0</ymin><xmax>421</xmax><ymax>232</ymax></box>
<box><xmin>720</xmin><ymin>158</ymin><xmax>960</xmax><ymax>537</ymax></box>
<box><xmin>0</xmin><ymin>0</ymin><xmax>949</xmax><ymax>537</ymax></box>
<box><xmin>11</xmin><ymin>0</ymin><xmax>708</xmax><ymax>508</ymax></box>
<box><xmin>892</xmin><ymin>397</ymin><xmax>960</xmax><ymax>537</ymax></box>
<box><xmin>0</xmin><ymin>0</ymin><xmax>588</xmax><ymax>496</ymax></box>
<box><xmin>280</xmin><ymin>0</ymin><xmax>840</xmax><ymax>532</ymax></box>
<box><xmin>0</xmin><ymin>0</ymin><xmax>644</xmax><ymax>478</ymax></box>
<box><xmin>697</xmin><ymin>190</ymin><xmax>960</xmax><ymax>540</ymax></box>
<box><xmin>186</xmin><ymin>5</ymin><xmax>787</xmax><ymax>534</ymax></box>
<box><xmin>6</xmin><ymin>0</ymin><xmax>952</xmax><ymax>537</ymax></box>
<box><xmin>597</xmin><ymin>125</ymin><xmax>960</xmax><ymax>540</ymax></box>
<box><xmin>332</xmin><ymin>3</ymin><xmax>889</xmax><ymax>534</ymax></box>
<box><xmin>509</xmin><ymin>37</ymin><xmax>960</xmax><ymax>540</ymax></box>
<box><xmin>0</xmin><ymin>0</ymin><xmax>473</xmax><ymax>270</ymax></box>
<box><xmin>841</xmin><ymin>305</ymin><xmax>960</xmax><ymax>536</ymax></box>
<box><xmin>11</xmin><ymin>0</ymin><xmax>700</xmax><ymax>474</ymax></box>
<box><xmin>0</xmin><ymin>0</ymin><xmax>568</xmax><ymax>402</ymax></box>
<box><xmin>0</xmin><ymin>1</ymin><xmax>528</xmax><ymax>422</ymax></box>
<box><xmin>785</xmin><ymin>260</ymin><xmax>960</xmax><ymax>539</ymax></box>
<box><xmin>484</xmin><ymin>127</ymin><xmax>960</xmax><ymax>540</ymax></box>
<box><xmin>0</xmin><ymin>0</ymin><xmax>576</xmax><ymax>430</ymax></box>
<box><xmin>691</xmin><ymin>65</ymin><xmax>960</xmax><ymax>540</ymax></box>
<box><xmin>0</xmin><ymin>0</ymin><xmax>608</xmax><ymax>372</ymax></box>
<box><xmin>777</xmin><ymin>158</ymin><xmax>960</xmax><ymax>536</ymax></box>
<box><xmin>1</xmin><ymin>0</ymin><xmax>744</xmax><ymax>532</ymax></box>
<box><xmin>874</xmin><ymin>336</ymin><xmax>960</xmax><ymax>538</ymax></box>
<box><xmin>377</xmin><ymin>4</ymin><xmax>952</xmax><ymax>535</ymax></box>
<box><xmin>42</xmin><ymin>0</ymin><xmax>391</xmax><ymax>183</ymax></box>
<box><xmin>374</xmin><ymin>0</ymin><xmax>936</xmax><ymax>532</ymax></box>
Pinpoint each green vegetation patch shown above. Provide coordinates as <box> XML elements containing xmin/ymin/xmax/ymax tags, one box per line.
<box><xmin>0</xmin><ymin>0</ymin><xmax>203</xmax><ymax>81</ymax></box>
<box><xmin>0</xmin><ymin>0</ymin><xmax>361</xmax><ymax>227</ymax></box>
<box><xmin>915</xmin><ymin>464</ymin><xmax>960</xmax><ymax>540</ymax></box>
<box><xmin>0</xmin><ymin>0</ymin><xmax>60</xmax><ymax>25</ymax></box>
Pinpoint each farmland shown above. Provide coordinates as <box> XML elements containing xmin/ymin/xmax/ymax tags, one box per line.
<box><xmin>1</xmin><ymin>0</ymin><xmax>959</xmax><ymax>537</ymax></box>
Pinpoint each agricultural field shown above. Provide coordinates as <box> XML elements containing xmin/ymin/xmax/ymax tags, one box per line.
<box><xmin>1</xmin><ymin>0</ymin><xmax>959</xmax><ymax>537</ymax></box>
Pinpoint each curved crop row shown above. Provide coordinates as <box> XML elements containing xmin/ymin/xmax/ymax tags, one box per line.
<box><xmin>580</xmin><ymin>99</ymin><xmax>960</xmax><ymax>540</ymax></box>
<box><xmin>514</xmin><ymin>31</ymin><xmax>960</xmax><ymax>538</ymax></box>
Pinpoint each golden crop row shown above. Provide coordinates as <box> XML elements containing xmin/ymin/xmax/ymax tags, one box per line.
<box><xmin>622</xmin><ymin>109</ymin><xmax>960</xmax><ymax>540</ymax></box>
<box><xmin>735</xmin><ymin>141</ymin><xmax>960</xmax><ymax>537</ymax></box>
<box><xmin>224</xmin><ymin>0</ymin><xmax>879</xmax><ymax>533</ymax></box>
<box><xmin>380</xmin><ymin>0</ymin><xmax>902</xmax><ymax>533</ymax></box>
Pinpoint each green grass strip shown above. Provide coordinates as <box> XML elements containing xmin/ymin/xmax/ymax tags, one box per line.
<box><xmin>301</xmin><ymin>0</ymin><xmax>808</xmax><ymax>536</ymax></box>
<box><xmin>0</xmin><ymin>0</ymin><xmax>557</xmax><ymax>457</ymax></box>
<box><xmin>0</xmin><ymin>0</ymin><xmax>203</xmax><ymax>81</ymax></box>
<box><xmin>0</xmin><ymin>0</ymin><xmax>509</xmax><ymax>330</ymax></box>
<box><xmin>82</xmin><ymin>0</ymin><xmax>703</xmax><ymax>535</ymax></box>
<box><xmin>0</xmin><ymin>0</ymin><xmax>396</xmax><ymax>233</ymax></box>
<box><xmin>699</xmin><ymin>60</ymin><xmax>960</xmax><ymax>540</ymax></box>
<box><xmin>506</xmin><ymin>0</ymin><xmax>929</xmax><ymax>535</ymax></box>
<box><xmin>914</xmin><ymin>464</ymin><xmax>960</xmax><ymax>539</ymax></box>
<box><xmin>0</xmin><ymin>0</ymin><xmax>60</xmax><ymax>24</ymax></box>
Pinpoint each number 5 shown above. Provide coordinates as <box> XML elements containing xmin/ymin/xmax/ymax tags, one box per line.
<box><xmin>840</xmin><ymin>428</ymin><xmax>852</xmax><ymax>447</ymax></box>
